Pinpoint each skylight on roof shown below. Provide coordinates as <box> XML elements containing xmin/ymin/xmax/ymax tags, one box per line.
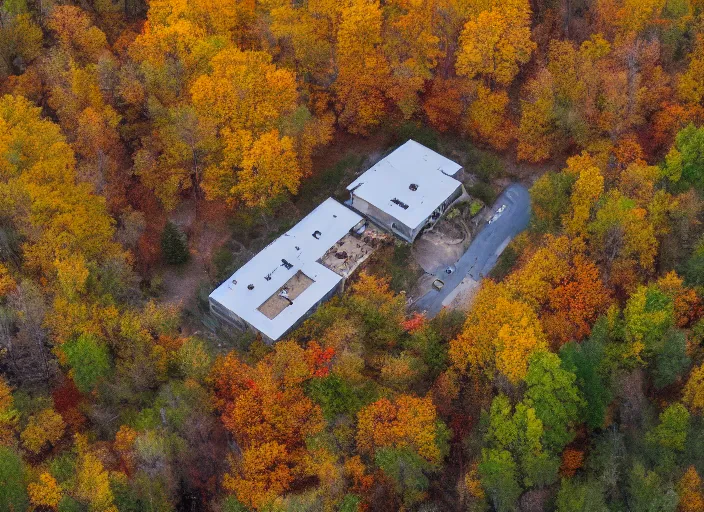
<box><xmin>390</xmin><ymin>198</ymin><xmax>409</xmax><ymax>210</ymax></box>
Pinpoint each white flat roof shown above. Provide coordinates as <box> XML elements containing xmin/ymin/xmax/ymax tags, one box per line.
<box><xmin>209</xmin><ymin>199</ymin><xmax>363</xmax><ymax>341</ymax></box>
<box><xmin>346</xmin><ymin>140</ymin><xmax>463</xmax><ymax>229</ymax></box>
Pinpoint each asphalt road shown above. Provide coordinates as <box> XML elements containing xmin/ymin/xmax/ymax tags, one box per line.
<box><xmin>412</xmin><ymin>183</ymin><xmax>531</xmax><ymax>317</ymax></box>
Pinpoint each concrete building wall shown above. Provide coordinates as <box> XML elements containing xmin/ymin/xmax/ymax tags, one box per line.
<box><xmin>210</xmin><ymin>298</ymin><xmax>248</xmax><ymax>331</ymax></box>
<box><xmin>210</xmin><ymin>280</ymin><xmax>343</xmax><ymax>343</ymax></box>
<box><xmin>350</xmin><ymin>182</ymin><xmax>465</xmax><ymax>243</ymax></box>
<box><xmin>349</xmin><ymin>196</ymin><xmax>414</xmax><ymax>242</ymax></box>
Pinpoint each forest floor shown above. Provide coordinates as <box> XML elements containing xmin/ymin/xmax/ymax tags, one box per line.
<box><xmin>160</xmin><ymin>199</ymin><xmax>230</xmax><ymax>307</ymax></box>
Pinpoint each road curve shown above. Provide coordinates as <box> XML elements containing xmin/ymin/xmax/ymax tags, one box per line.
<box><xmin>411</xmin><ymin>183</ymin><xmax>531</xmax><ymax>317</ymax></box>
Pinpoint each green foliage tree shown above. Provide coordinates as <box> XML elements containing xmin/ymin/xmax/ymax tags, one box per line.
<box><xmin>478</xmin><ymin>448</ymin><xmax>522</xmax><ymax>512</ymax></box>
<box><xmin>556</xmin><ymin>477</ymin><xmax>608</xmax><ymax>512</ymax></box>
<box><xmin>624</xmin><ymin>285</ymin><xmax>675</xmax><ymax>355</ymax></box>
<box><xmin>482</xmin><ymin>395</ymin><xmax>560</xmax><ymax>493</ymax></box>
<box><xmin>161</xmin><ymin>221</ymin><xmax>189</xmax><ymax>265</ymax></box>
<box><xmin>646</xmin><ymin>403</ymin><xmax>690</xmax><ymax>473</ymax></box>
<box><xmin>653</xmin><ymin>329</ymin><xmax>690</xmax><ymax>389</ymax></box>
<box><xmin>63</xmin><ymin>334</ymin><xmax>112</xmax><ymax>393</ymax></box>
<box><xmin>524</xmin><ymin>351</ymin><xmax>584</xmax><ymax>453</ymax></box>
<box><xmin>627</xmin><ymin>463</ymin><xmax>678</xmax><ymax>512</ymax></box>
<box><xmin>0</xmin><ymin>447</ymin><xmax>29</xmax><ymax>512</ymax></box>
<box><xmin>306</xmin><ymin>374</ymin><xmax>364</xmax><ymax>420</ymax></box>
<box><xmin>682</xmin><ymin>236</ymin><xmax>704</xmax><ymax>288</ymax></box>
<box><xmin>668</xmin><ymin>125</ymin><xmax>704</xmax><ymax>193</ymax></box>
<box><xmin>560</xmin><ymin>337</ymin><xmax>611</xmax><ymax>430</ymax></box>
<box><xmin>404</xmin><ymin>326</ymin><xmax>448</xmax><ymax>380</ymax></box>
<box><xmin>338</xmin><ymin>494</ymin><xmax>362</xmax><ymax>512</ymax></box>
<box><xmin>530</xmin><ymin>172</ymin><xmax>576</xmax><ymax>233</ymax></box>
<box><xmin>375</xmin><ymin>447</ymin><xmax>431</xmax><ymax>509</ymax></box>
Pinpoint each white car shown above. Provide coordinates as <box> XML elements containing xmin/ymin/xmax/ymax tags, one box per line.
<box><xmin>488</xmin><ymin>204</ymin><xmax>507</xmax><ymax>224</ymax></box>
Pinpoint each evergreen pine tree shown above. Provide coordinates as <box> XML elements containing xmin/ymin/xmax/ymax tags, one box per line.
<box><xmin>161</xmin><ymin>221</ymin><xmax>189</xmax><ymax>265</ymax></box>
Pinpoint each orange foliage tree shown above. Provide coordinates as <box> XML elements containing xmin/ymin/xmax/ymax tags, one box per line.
<box><xmin>356</xmin><ymin>394</ymin><xmax>448</xmax><ymax>466</ymax></box>
<box><xmin>506</xmin><ymin>235</ymin><xmax>611</xmax><ymax>346</ymax></box>
<box><xmin>210</xmin><ymin>341</ymin><xmax>328</xmax><ymax>508</ymax></box>
<box><xmin>678</xmin><ymin>466</ymin><xmax>704</xmax><ymax>512</ymax></box>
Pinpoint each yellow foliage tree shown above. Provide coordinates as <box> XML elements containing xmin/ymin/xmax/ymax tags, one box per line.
<box><xmin>191</xmin><ymin>48</ymin><xmax>322</xmax><ymax>206</ymax></box>
<box><xmin>223</xmin><ymin>442</ymin><xmax>294</xmax><ymax>510</ymax></box>
<box><xmin>563</xmin><ymin>153</ymin><xmax>605</xmax><ymax>236</ymax></box>
<box><xmin>517</xmin><ymin>69</ymin><xmax>558</xmax><ymax>162</ymax></box>
<box><xmin>0</xmin><ymin>264</ymin><xmax>17</xmax><ymax>297</ymax></box>
<box><xmin>74</xmin><ymin>433</ymin><xmax>117</xmax><ymax>512</ymax></box>
<box><xmin>465</xmin><ymin>85</ymin><xmax>514</xmax><ymax>149</ymax></box>
<box><xmin>28</xmin><ymin>472</ymin><xmax>62</xmax><ymax>510</ymax></box>
<box><xmin>0</xmin><ymin>377</ymin><xmax>18</xmax><ymax>446</ymax></box>
<box><xmin>0</xmin><ymin>95</ymin><xmax>126</xmax><ymax>345</ymax></box>
<box><xmin>334</xmin><ymin>0</ymin><xmax>391</xmax><ymax>134</ymax></box>
<box><xmin>449</xmin><ymin>281</ymin><xmax>547</xmax><ymax>384</ymax></box>
<box><xmin>678</xmin><ymin>36</ymin><xmax>704</xmax><ymax>109</ymax></box>
<box><xmin>597</xmin><ymin>0</ymin><xmax>667</xmax><ymax>37</ymax></box>
<box><xmin>230</xmin><ymin>130</ymin><xmax>300</xmax><ymax>207</ymax></box>
<box><xmin>47</xmin><ymin>5</ymin><xmax>108</xmax><ymax>63</ymax></box>
<box><xmin>21</xmin><ymin>409</ymin><xmax>66</xmax><ymax>454</ymax></box>
<box><xmin>384</xmin><ymin>0</ymin><xmax>441</xmax><ymax>118</ymax></box>
<box><xmin>683</xmin><ymin>364</ymin><xmax>704</xmax><ymax>415</ymax></box>
<box><xmin>455</xmin><ymin>0</ymin><xmax>535</xmax><ymax>87</ymax></box>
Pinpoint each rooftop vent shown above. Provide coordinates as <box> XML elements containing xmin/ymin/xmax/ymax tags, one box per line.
<box><xmin>312</xmin><ymin>230</ymin><xmax>321</xmax><ymax>239</ymax></box>
<box><xmin>409</xmin><ymin>183</ymin><xmax>418</xmax><ymax>191</ymax></box>
<box><xmin>247</xmin><ymin>284</ymin><xmax>255</xmax><ymax>290</ymax></box>
<box><xmin>391</xmin><ymin>198</ymin><xmax>409</xmax><ymax>210</ymax></box>
<box><xmin>281</xmin><ymin>259</ymin><xmax>293</xmax><ymax>270</ymax></box>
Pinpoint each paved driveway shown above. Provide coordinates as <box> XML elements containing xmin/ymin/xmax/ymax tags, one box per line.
<box><xmin>411</xmin><ymin>183</ymin><xmax>531</xmax><ymax>317</ymax></box>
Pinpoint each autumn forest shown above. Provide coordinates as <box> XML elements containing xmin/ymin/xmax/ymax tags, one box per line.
<box><xmin>2</xmin><ymin>0</ymin><xmax>704</xmax><ymax>511</ymax></box>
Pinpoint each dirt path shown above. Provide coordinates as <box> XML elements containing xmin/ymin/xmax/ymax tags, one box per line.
<box><xmin>160</xmin><ymin>199</ymin><xmax>232</xmax><ymax>310</ymax></box>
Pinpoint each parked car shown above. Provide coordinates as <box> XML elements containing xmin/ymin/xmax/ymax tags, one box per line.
<box><xmin>488</xmin><ymin>204</ymin><xmax>507</xmax><ymax>224</ymax></box>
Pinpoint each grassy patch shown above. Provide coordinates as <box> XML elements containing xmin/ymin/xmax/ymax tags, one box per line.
<box><xmin>489</xmin><ymin>234</ymin><xmax>528</xmax><ymax>281</ymax></box>
<box><xmin>489</xmin><ymin>244</ymin><xmax>519</xmax><ymax>281</ymax></box>
<box><xmin>469</xmin><ymin>199</ymin><xmax>484</xmax><ymax>217</ymax></box>
<box><xmin>212</xmin><ymin>247</ymin><xmax>237</xmax><ymax>282</ymax></box>
<box><xmin>297</xmin><ymin>153</ymin><xmax>365</xmax><ymax>208</ymax></box>
<box><xmin>388</xmin><ymin>242</ymin><xmax>422</xmax><ymax>292</ymax></box>
<box><xmin>465</xmin><ymin>144</ymin><xmax>505</xmax><ymax>181</ymax></box>
<box><xmin>392</xmin><ymin>122</ymin><xmax>440</xmax><ymax>151</ymax></box>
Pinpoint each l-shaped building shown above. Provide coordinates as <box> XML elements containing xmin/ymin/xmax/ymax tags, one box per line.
<box><xmin>209</xmin><ymin>140</ymin><xmax>464</xmax><ymax>341</ymax></box>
